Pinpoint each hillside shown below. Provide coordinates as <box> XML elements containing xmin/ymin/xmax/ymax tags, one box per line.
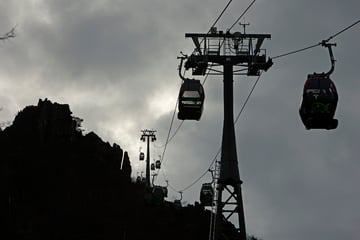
<box><xmin>0</xmin><ymin>99</ymin><xmax>239</xmax><ymax>240</ymax></box>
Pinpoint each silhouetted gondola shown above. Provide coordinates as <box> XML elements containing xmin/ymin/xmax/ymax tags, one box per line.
<box><xmin>155</xmin><ymin>160</ymin><xmax>161</xmax><ymax>169</ymax></box>
<box><xmin>139</xmin><ymin>152</ymin><xmax>145</xmax><ymax>161</ymax></box>
<box><xmin>200</xmin><ymin>183</ymin><xmax>214</xmax><ymax>206</ymax></box>
<box><xmin>178</xmin><ymin>78</ymin><xmax>205</xmax><ymax>120</ymax></box>
<box><xmin>299</xmin><ymin>73</ymin><xmax>338</xmax><ymax>130</ymax></box>
<box><xmin>299</xmin><ymin>41</ymin><xmax>339</xmax><ymax>130</ymax></box>
<box><xmin>152</xmin><ymin>186</ymin><xmax>166</xmax><ymax>206</ymax></box>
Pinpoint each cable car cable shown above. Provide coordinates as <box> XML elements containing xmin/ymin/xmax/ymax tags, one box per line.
<box><xmin>235</xmin><ymin>71</ymin><xmax>263</xmax><ymax>123</ymax></box>
<box><xmin>213</xmin><ymin>0</ymin><xmax>257</xmax><ymax>55</ymax></box>
<box><xmin>153</xmin><ymin>120</ymin><xmax>184</xmax><ymax>149</ymax></box>
<box><xmin>159</xmin><ymin>97</ymin><xmax>178</xmax><ymax>165</ymax></box>
<box><xmin>272</xmin><ymin>18</ymin><xmax>360</xmax><ymax>60</ymax></box>
<box><xmin>324</xmin><ymin>19</ymin><xmax>360</xmax><ymax>42</ymax></box>
<box><xmin>228</xmin><ymin>0</ymin><xmax>256</xmax><ymax>31</ymax></box>
<box><xmin>271</xmin><ymin>43</ymin><xmax>320</xmax><ymax>60</ymax></box>
<box><xmin>161</xmin><ymin>72</ymin><xmax>264</xmax><ymax>194</ymax></box>
<box><xmin>191</xmin><ymin>0</ymin><xmax>234</xmax><ymax>56</ymax></box>
<box><xmin>211</xmin><ymin>0</ymin><xmax>233</xmax><ymax>31</ymax></box>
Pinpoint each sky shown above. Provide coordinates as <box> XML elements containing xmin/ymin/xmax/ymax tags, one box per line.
<box><xmin>1</xmin><ymin>0</ymin><xmax>360</xmax><ymax>239</ymax></box>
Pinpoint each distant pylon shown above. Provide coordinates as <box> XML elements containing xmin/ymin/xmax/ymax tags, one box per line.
<box><xmin>140</xmin><ymin>129</ymin><xmax>157</xmax><ymax>187</ymax></box>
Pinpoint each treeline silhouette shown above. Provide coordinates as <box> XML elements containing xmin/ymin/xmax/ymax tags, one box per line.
<box><xmin>0</xmin><ymin>99</ymin><xmax>239</xmax><ymax>240</ymax></box>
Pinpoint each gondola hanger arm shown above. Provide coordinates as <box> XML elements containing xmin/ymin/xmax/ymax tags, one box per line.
<box><xmin>177</xmin><ymin>54</ymin><xmax>187</xmax><ymax>81</ymax></box>
<box><xmin>320</xmin><ymin>40</ymin><xmax>336</xmax><ymax>76</ymax></box>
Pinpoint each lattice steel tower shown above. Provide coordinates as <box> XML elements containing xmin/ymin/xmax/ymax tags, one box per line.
<box><xmin>182</xmin><ymin>28</ymin><xmax>272</xmax><ymax>240</ymax></box>
<box><xmin>140</xmin><ymin>129</ymin><xmax>157</xmax><ymax>187</ymax></box>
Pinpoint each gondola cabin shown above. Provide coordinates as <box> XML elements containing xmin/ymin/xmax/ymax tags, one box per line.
<box><xmin>152</xmin><ymin>186</ymin><xmax>166</xmax><ymax>206</ymax></box>
<box><xmin>155</xmin><ymin>160</ymin><xmax>161</xmax><ymax>169</ymax></box>
<box><xmin>174</xmin><ymin>199</ymin><xmax>182</xmax><ymax>209</ymax></box>
<box><xmin>299</xmin><ymin>73</ymin><xmax>338</xmax><ymax>130</ymax></box>
<box><xmin>139</xmin><ymin>152</ymin><xmax>145</xmax><ymax>161</ymax></box>
<box><xmin>151</xmin><ymin>163</ymin><xmax>155</xmax><ymax>171</ymax></box>
<box><xmin>200</xmin><ymin>183</ymin><xmax>214</xmax><ymax>206</ymax></box>
<box><xmin>178</xmin><ymin>78</ymin><xmax>205</xmax><ymax>120</ymax></box>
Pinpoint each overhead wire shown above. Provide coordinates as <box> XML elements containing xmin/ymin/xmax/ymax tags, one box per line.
<box><xmin>168</xmin><ymin>72</ymin><xmax>264</xmax><ymax>194</ymax></box>
<box><xmin>153</xmin><ymin>120</ymin><xmax>184</xmax><ymax>149</ymax></box>
<box><xmin>210</xmin><ymin>0</ymin><xmax>233</xmax><ymax>31</ymax></box>
<box><xmin>324</xmin><ymin>19</ymin><xmax>360</xmax><ymax>42</ymax></box>
<box><xmin>271</xmin><ymin>43</ymin><xmax>320</xmax><ymax>60</ymax></box>
<box><xmin>228</xmin><ymin>0</ymin><xmax>256</xmax><ymax>31</ymax></box>
<box><xmin>272</xmin><ymin>18</ymin><xmax>360</xmax><ymax>60</ymax></box>
<box><xmin>195</xmin><ymin>0</ymin><xmax>233</xmax><ymax>50</ymax></box>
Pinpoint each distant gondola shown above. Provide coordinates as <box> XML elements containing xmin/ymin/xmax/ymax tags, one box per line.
<box><xmin>299</xmin><ymin>73</ymin><xmax>338</xmax><ymax>130</ymax></box>
<box><xmin>155</xmin><ymin>160</ymin><xmax>161</xmax><ymax>169</ymax></box>
<box><xmin>178</xmin><ymin>78</ymin><xmax>205</xmax><ymax>120</ymax></box>
<box><xmin>151</xmin><ymin>163</ymin><xmax>155</xmax><ymax>171</ymax></box>
<box><xmin>139</xmin><ymin>152</ymin><xmax>145</xmax><ymax>161</ymax></box>
<box><xmin>200</xmin><ymin>183</ymin><xmax>214</xmax><ymax>206</ymax></box>
<box><xmin>152</xmin><ymin>186</ymin><xmax>166</xmax><ymax>206</ymax></box>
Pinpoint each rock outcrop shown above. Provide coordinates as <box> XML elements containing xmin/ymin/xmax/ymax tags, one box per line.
<box><xmin>0</xmin><ymin>99</ymin><xmax>239</xmax><ymax>240</ymax></box>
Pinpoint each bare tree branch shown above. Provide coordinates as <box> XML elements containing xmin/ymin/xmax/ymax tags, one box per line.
<box><xmin>0</xmin><ymin>26</ymin><xmax>16</xmax><ymax>40</ymax></box>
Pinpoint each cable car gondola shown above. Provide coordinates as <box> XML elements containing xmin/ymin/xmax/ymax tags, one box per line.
<box><xmin>151</xmin><ymin>163</ymin><xmax>155</xmax><ymax>171</ymax></box>
<box><xmin>152</xmin><ymin>186</ymin><xmax>166</xmax><ymax>206</ymax></box>
<box><xmin>200</xmin><ymin>183</ymin><xmax>214</xmax><ymax>206</ymax></box>
<box><xmin>139</xmin><ymin>152</ymin><xmax>145</xmax><ymax>161</ymax></box>
<box><xmin>299</xmin><ymin>73</ymin><xmax>338</xmax><ymax>130</ymax></box>
<box><xmin>178</xmin><ymin>78</ymin><xmax>205</xmax><ymax>121</ymax></box>
<box><xmin>299</xmin><ymin>41</ymin><xmax>339</xmax><ymax>130</ymax></box>
<box><xmin>155</xmin><ymin>160</ymin><xmax>161</xmax><ymax>169</ymax></box>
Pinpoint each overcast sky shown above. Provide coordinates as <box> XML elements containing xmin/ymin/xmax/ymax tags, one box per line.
<box><xmin>1</xmin><ymin>0</ymin><xmax>360</xmax><ymax>239</ymax></box>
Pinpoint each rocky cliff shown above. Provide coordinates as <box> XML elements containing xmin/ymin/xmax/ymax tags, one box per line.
<box><xmin>0</xmin><ymin>99</ymin><xmax>239</xmax><ymax>240</ymax></box>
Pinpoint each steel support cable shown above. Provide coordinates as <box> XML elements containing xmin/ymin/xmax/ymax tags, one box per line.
<box><xmin>164</xmin><ymin>73</ymin><xmax>264</xmax><ymax>194</ymax></box>
<box><xmin>153</xmin><ymin>120</ymin><xmax>184</xmax><ymax>149</ymax></box>
<box><xmin>155</xmin><ymin>64</ymin><xmax>212</xmax><ymax>150</ymax></box>
<box><xmin>325</xmin><ymin>19</ymin><xmax>360</xmax><ymax>42</ymax></box>
<box><xmin>271</xmin><ymin>43</ymin><xmax>321</xmax><ymax>60</ymax></box>
<box><xmin>157</xmin><ymin>65</ymin><xmax>213</xmax><ymax>191</ymax></box>
<box><xmin>228</xmin><ymin>0</ymin><xmax>256</xmax><ymax>31</ymax></box>
<box><xmin>159</xmin><ymin>98</ymin><xmax>177</xmax><ymax>166</ymax></box>
<box><xmin>191</xmin><ymin>0</ymin><xmax>233</xmax><ymax>56</ymax></box>
<box><xmin>235</xmin><ymin>71</ymin><xmax>263</xmax><ymax>123</ymax></box>
<box><xmin>152</xmin><ymin>100</ymin><xmax>177</xmax><ymax>186</ymax></box>
<box><xmin>272</xmin><ymin>18</ymin><xmax>360</xmax><ymax>60</ymax></box>
<box><xmin>217</xmin><ymin>0</ymin><xmax>257</xmax><ymax>53</ymax></box>
<box><xmin>158</xmin><ymin>62</ymin><xmax>211</xmax><ymax>154</ymax></box>
<box><xmin>211</xmin><ymin>0</ymin><xmax>233</xmax><ymax>31</ymax></box>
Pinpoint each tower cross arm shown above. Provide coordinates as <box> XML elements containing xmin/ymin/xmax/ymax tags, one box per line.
<box><xmin>185</xmin><ymin>32</ymin><xmax>271</xmax><ymax>39</ymax></box>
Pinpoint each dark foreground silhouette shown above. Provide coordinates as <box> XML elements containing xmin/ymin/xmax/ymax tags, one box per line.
<box><xmin>0</xmin><ymin>99</ymin><xmax>241</xmax><ymax>240</ymax></box>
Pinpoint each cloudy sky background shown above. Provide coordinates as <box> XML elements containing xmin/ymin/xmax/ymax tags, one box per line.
<box><xmin>1</xmin><ymin>0</ymin><xmax>360</xmax><ymax>239</ymax></box>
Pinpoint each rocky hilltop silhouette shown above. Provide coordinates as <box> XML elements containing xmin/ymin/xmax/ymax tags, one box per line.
<box><xmin>0</xmin><ymin>99</ymin><xmax>239</xmax><ymax>240</ymax></box>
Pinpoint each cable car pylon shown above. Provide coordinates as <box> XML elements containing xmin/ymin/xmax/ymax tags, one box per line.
<box><xmin>140</xmin><ymin>129</ymin><xmax>157</xmax><ymax>187</ymax></box>
<box><xmin>180</xmin><ymin>27</ymin><xmax>272</xmax><ymax>240</ymax></box>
